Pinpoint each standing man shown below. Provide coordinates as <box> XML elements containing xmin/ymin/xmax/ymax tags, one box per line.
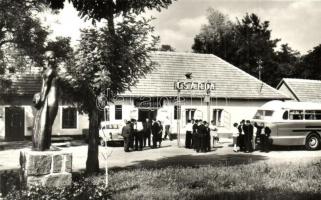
<box><xmin>238</xmin><ymin>120</ymin><xmax>245</xmax><ymax>151</ymax></box>
<box><xmin>158</xmin><ymin>120</ymin><xmax>163</xmax><ymax>147</ymax></box>
<box><xmin>143</xmin><ymin>118</ymin><xmax>152</xmax><ymax>147</ymax></box>
<box><xmin>185</xmin><ymin>120</ymin><xmax>193</xmax><ymax>148</ymax></box>
<box><xmin>261</xmin><ymin>126</ymin><xmax>271</xmax><ymax>152</ymax></box>
<box><xmin>204</xmin><ymin>121</ymin><xmax>211</xmax><ymax>152</ymax></box>
<box><xmin>163</xmin><ymin>116</ymin><xmax>171</xmax><ymax>140</ymax></box>
<box><xmin>151</xmin><ymin>120</ymin><xmax>160</xmax><ymax>148</ymax></box>
<box><xmin>192</xmin><ymin>120</ymin><xmax>199</xmax><ymax>150</ymax></box>
<box><xmin>243</xmin><ymin>120</ymin><xmax>254</xmax><ymax>153</ymax></box>
<box><xmin>136</xmin><ymin>121</ymin><xmax>144</xmax><ymax>150</ymax></box>
<box><xmin>122</xmin><ymin>121</ymin><xmax>132</xmax><ymax>152</ymax></box>
<box><xmin>197</xmin><ymin>121</ymin><xmax>207</xmax><ymax>152</ymax></box>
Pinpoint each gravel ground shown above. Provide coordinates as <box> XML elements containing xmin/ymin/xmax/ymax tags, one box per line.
<box><xmin>1</xmin><ymin>138</ymin><xmax>321</xmax><ymax>172</ymax></box>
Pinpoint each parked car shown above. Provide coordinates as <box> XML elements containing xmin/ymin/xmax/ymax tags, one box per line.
<box><xmin>99</xmin><ymin>122</ymin><xmax>124</xmax><ymax>145</ymax></box>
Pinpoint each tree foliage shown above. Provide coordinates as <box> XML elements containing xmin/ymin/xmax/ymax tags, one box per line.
<box><xmin>192</xmin><ymin>9</ymin><xmax>301</xmax><ymax>87</ymax></box>
<box><xmin>0</xmin><ymin>0</ymin><xmax>50</xmax><ymax>73</ymax></box>
<box><xmin>46</xmin><ymin>0</ymin><xmax>174</xmax><ymax>174</ymax></box>
<box><xmin>59</xmin><ymin>17</ymin><xmax>160</xmax><ymax>173</ymax></box>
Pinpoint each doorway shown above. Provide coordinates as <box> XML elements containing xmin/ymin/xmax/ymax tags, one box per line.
<box><xmin>138</xmin><ymin>109</ymin><xmax>157</xmax><ymax>122</ymax></box>
<box><xmin>5</xmin><ymin>107</ymin><xmax>25</xmax><ymax>141</ymax></box>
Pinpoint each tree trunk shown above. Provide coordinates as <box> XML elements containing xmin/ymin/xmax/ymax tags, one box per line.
<box><xmin>86</xmin><ymin>108</ymin><xmax>100</xmax><ymax>174</ymax></box>
<box><xmin>107</xmin><ymin>12</ymin><xmax>115</xmax><ymax>35</ymax></box>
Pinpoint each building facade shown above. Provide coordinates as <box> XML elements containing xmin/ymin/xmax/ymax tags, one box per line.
<box><xmin>0</xmin><ymin>74</ymin><xmax>88</xmax><ymax>141</ymax></box>
<box><xmin>277</xmin><ymin>78</ymin><xmax>321</xmax><ymax>102</ymax></box>
<box><xmin>0</xmin><ymin>52</ymin><xmax>290</xmax><ymax>141</ymax></box>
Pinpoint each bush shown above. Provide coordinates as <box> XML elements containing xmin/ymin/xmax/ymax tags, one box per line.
<box><xmin>5</xmin><ymin>176</ymin><xmax>112</xmax><ymax>200</ymax></box>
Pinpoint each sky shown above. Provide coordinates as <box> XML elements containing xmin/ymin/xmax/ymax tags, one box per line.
<box><xmin>42</xmin><ymin>0</ymin><xmax>321</xmax><ymax>55</ymax></box>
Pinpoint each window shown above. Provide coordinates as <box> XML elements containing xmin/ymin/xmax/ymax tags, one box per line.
<box><xmin>316</xmin><ymin>111</ymin><xmax>321</xmax><ymax>120</ymax></box>
<box><xmin>115</xmin><ymin>105</ymin><xmax>122</xmax><ymax>120</ymax></box>
<box><xmin>304</xmin><ymin>110</ymin><xmax>321</xmax><ymax>120</ymax></box>
<box><xmin>212</xmin><ymin>109</ymin><xmax>223</xmax><ymax>126</ymax></box>
<box><xmin>62</xmin><ymin>107</ymin><xmax>77</xmax><ymax>129</ymax></box>
<box><xmin>283</xmin><ymin>111</ymin><xmax>289</xmax><ymax>120</ymax></box>
<box><xmin>305</xmin><ymin>110</ymin><xmax>315</xmax><ymax>120</ymax></box>
<box><xmin>254</xmin><ymin>110</ymin><xmax>274</xmax><ymax>120</ymax></box>
<box><xmin>185</xmin><ymin>109</ymin><xmax>195</xmax><ymax>124</ymax></box>
<box><xmin>174</xmin><ymin>105</ymin><xmax>181</xmax><ymax>120</ymax></box>
<box><xmin>289</xmin><ymin>110</ymin><xmax>303</xmax><ymax>120</ymax></box>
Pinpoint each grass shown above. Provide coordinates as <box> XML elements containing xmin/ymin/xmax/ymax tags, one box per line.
<box><xmin>3</xmin><ymin>161</ymin><xmax>321</xmax><ymax>199</ymax></box>
<box><xmin>100</xmin><ymin>161</ymin><xmax>321</xmax><ymax>200</ymax></box>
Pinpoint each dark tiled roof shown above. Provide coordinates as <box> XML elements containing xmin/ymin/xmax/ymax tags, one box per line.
<box><xmin>121</xmin><ymin>52</ymin><xmax>290</xmax><ymax>100</ymax></box>
<box><xmin>0</xmin><ymin>74</ymin><xmax>41</xmax><ymax>95</ymax></box>
<box><xmin>277</xmin><ymin>78</ymin><xmax>321</xmax><ymax>102</ymax></box>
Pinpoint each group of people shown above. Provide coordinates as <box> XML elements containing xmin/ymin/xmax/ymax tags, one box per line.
<box><xmin>185</xmin><ymin>119</ymin><xmax>219</xmax><ymax>153</ymax></box>
<box><xmin>121</xmin><ymin>118</ymin><xmax>170</xmax><ymax>152</ymax></box>
<box><xmin>232</xmin><ymin>120</ymin><xmax>271</xmax><ymax>153</ymax></box>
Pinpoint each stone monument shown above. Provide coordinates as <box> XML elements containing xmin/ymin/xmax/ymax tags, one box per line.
<box><xmin>20</xmin><ymin>51</ymin><xmax>72</xmax><ymax>188</ymax></box>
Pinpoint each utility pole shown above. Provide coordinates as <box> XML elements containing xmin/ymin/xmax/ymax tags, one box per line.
<box><xmin>257</xmin><ymin>59</ymin><xmax>263</xmax><ymax>80</ymax></box>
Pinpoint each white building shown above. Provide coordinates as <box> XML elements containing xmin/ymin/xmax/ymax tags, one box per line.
<box><xmin>0</xmin><ymin>52</ymin><xmax>290</xmax><ymax>141</ymax></box>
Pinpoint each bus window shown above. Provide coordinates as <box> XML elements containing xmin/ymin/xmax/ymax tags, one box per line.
<box><xmin>282</xmin><ymin>111</ymin><xmax>288</xmax><ymax>120</ymax></box>
<box><xmin>305</xmin><ymin>110</ymin><xmax>315</xmax><ymax>120</ymax></box>
<box><xmin>254</xmin><ymin>110</ymin><xmax>274</xmax><ymax>120</ymax></box>
<box><xmin>254</xmin><ymin>110</ymin><xmax>264</xmax><ymax>119</ymax></box>
<box><xmin>265</xmin><ymin>110</ymin><xmax>273</xmax><ymax>116</ymax></box>
<box><xmin>289</xmin><ymin>110</ymin><xmax>303</xmax><ymax>120</ymax></box>
<box><xmin>316</xmin><ymin>111</ymin><xmax>321</xmax><ymax>120</ymax></box>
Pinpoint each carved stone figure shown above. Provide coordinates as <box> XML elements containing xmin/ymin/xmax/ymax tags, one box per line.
<box><xmin>32</xmin><ymin>51</ymin><xmax>59</xmax><ymax>151</ymax></box>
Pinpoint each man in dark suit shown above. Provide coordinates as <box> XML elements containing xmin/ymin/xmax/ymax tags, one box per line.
<box><xmin>261</xmin><ymin>126</ymin><xmax>271</xmax><ymax>152</ymax></box>
<box><xmin>197</xmin><ymin>121</ymin><xmax>208</xmax><ymax>153</ymax></box>
<box><xmin>143</xmin><ymin>118</ymin><xmax>152</xmax><ymax>147</ymax></box>
<box><xmin>243</xmin><ymin>120</ymin><xmax>254</xmax><ymax>153</ymax></box>
<box><xmin>238</xmin><ymin>120</ymin><xmax>245</xmax><ymax>151</ymax></box>
<box><xmin>151</xmin><ymin>120</ymin><xmax>160</xmax><ymax>148</ymax></box>
<box><xmin>157</xmin><ymin>120</ymin><xmax>163</xmax><ymax>147</ymax></box>
<box><xmin>121</xmin><ymin>121</ymin><xmax>132</xmax><ymax>152</ymax></box>
<box><xmin>192</xmin><ymin>120</ymin><xmax>199</xmax><ymax>150</ymax></box>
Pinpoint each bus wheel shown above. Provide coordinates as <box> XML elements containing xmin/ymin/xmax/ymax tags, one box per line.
<box><xmin>305</xmin><ymin>133</ymin><xmax>320</xmax><ymax>150</ymax></box>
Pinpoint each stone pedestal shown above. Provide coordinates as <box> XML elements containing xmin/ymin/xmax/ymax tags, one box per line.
<box><xmin>20</xmin><ymin>149</ymin><xmax>72</xmax><ymax>188</ymax></box>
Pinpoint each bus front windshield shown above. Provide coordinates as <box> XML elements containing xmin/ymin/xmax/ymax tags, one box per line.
<box><xmin>253</xmin><ymin>110</ymin><xmax>274</xmax><ymax>120</ymax></box>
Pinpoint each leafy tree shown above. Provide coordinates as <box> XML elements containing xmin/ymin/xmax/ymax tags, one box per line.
<box><xmin>233</xmin><ymin>13</ymin><xmax>280</xmax><ymax>80</ymax></box>
<box><xmin>0</xmin><ymin>1</ymin><xmax>72</xmax><ymax>93</ymax></box>
<box><xmin>48</xmin><ymin>0</ymin><xmax>174</xmax><ymax>173</ymax></box>
<box><xmin>192</xmin><ymin>10</ymin><xmax>303</xmax><ymax>87</ymax></box>
<box><xmin>0</xmin><ymin>0</ymin><xmax>50</xmax><ymax>73</ymax></box>
<box><xmin>192</xmin><ymin>8</ymin><xmax>238</xmax><ymax>62</ymax></box>
<box><xmin>298</xmin><ymin>44</ymin><xmax>321</xmax><ymax>80</ymax></box>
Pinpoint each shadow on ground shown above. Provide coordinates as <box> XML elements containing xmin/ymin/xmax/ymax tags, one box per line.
<box><xmin>190</xmin><ymin>190</ymin><xmax>321</xmax><ymax>200</ymax></box>
<box><xmin>109</xmin><ymin>153</ymin><xmax>268</xmax><ymax>172</ymax></box>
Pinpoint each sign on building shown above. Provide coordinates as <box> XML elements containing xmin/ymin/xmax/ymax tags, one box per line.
<box><xmin>174</xmin><ymin>81</ymin><xmax>215</xmax><ymax>91</ymax></box>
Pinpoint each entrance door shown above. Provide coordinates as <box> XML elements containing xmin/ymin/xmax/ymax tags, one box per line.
<box><xmin>5</xmin><ymin>107</ymin><xmax>25</xmax><ymax>141</ymax></box>
<box><xmin>138</xmin><ymin>109</ymin><xmax>157</xmax><ymax>122</ymax></box>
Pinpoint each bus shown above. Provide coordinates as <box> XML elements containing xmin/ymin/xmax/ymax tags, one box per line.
<box><xmin>252</xmin><ymin>100</ymin><xmax>321</xmax><ymax>150</ymax></box>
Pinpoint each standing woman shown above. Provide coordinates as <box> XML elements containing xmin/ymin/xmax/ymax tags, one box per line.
<box><xmin>32</xmin><ymin>51</ymin><xmax>59</xmax><ymax>151</ymax></box>
<box><xmin>232</xmin><ymin>123</ymin><xmax>239</xmax><ymax>152</ymax></box>
<box><xmin>209</xmin><ymin>120</ymin><xmax>218</xmax><ymax>148</ymax></box>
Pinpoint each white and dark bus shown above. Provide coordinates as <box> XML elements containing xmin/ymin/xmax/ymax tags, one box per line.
<box><xmin>252</xmin><ymin>100</ymin><xmax>321</xmax><ymax>150</ymax></box>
